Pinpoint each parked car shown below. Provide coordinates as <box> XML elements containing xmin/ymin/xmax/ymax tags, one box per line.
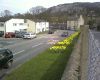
<box><xmin>5</xmin><ymin>32</ymin><xmax>15</xmax><ymax>38</ymax></box>
<box><xmin>15</xmin><ymin>31</ymin><xmax>27</xmax><ymax>38</ymax></box>
<box><xmin>0</xmin><ymin>48</ymin><xmax>13</xmax><ymax>68</ymax></box>
<box><xmin>23</xmin><ymin>32</ymin><xmax>36</xmax><ymax>39</ymax></box>
<box><xmin>48</xmin><ymin>31</ymin><xmax>53</xmax><ymax>34</ymax></box>
<box><xmin>61</xmin><ymin>32</ymin><xmax>68</xmax><ymax>37</ymax></box>
<box><xmin>0</xmin><ymin>31</ymin><xmax>4</xmax><ymax>37</ymax></box>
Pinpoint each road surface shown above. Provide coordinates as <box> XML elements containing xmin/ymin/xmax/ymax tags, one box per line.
<box><xmin>0</xmin><ymin>31</ymin><xmax>74</xmax><ymax>80</ymax></box>
<box><xmin>0</xmin><ymin>33</ymin><xmax>64</xmax><ymax>79</ymax></box>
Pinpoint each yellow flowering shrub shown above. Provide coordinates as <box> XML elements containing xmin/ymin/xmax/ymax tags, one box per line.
<box><xmin>50</xmin><ymin>32</ymin><xmax>79</xmax><ymax>52</ymax></box>
<box><xmin>50</xmin><ymin>46</ymin><xmax>66</xmax><ymax>50</ymax></box>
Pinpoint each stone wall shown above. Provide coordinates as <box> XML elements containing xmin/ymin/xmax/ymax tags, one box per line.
<box><xmin>61</xmin><ymin>25</ymin><xmax>89</xmax><ymax>80</ymax></box>
<box><xmin>61</xmin><ymin>31</ymin><xmax>81</xmax><ymax>80</ymax></box>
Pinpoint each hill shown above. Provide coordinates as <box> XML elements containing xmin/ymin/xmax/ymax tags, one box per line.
<box><xmin>36</xmin><ymin>2</ymin><xmax>100</xmax><ymax>22</ymax></box>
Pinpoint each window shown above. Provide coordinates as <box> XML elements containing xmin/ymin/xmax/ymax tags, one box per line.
<box><xmin>19</xmin><ymin>23</ymin><xmax>24</xmax><ymax>25</ymax></box>
<box><xmin>13</xmin><ymin>23</ymin><xmax>17</xmax><ymax>26</ymax></box>
<box><xmin>46</xmin><ymin>27</ymin><xmax>49</xmax><ymax>29</ymax></box>
<box><xmin>20</xmin><ymin>29</ymin><xmax>27</xmax><ymax>32</ymax></box>
<box><xmin>37</xmin><ymin>29</ymin><xmax>40</xmax><ymax>32</ymax></box>
<box><xmin>27</xmin><ymin>24</ymin><xmax>29</xmax><ymax>27</ymax></box>
<box><xmin>24</xmin><ymin>19</ymin><xmax>27</xmax><ymax>23</ymax></box>
<box><xmin>0</xmin><ymin>54</ymin><xmax>4</xmax><ymax>59</ymax></box>
<box><xmin>6</xmin><ymin>49</ymin><xmax>12</xmax><ymax>55</ymax></box>
<box><xmin>0</xmin><ymin>31</ymin><xmax>4</xmax><ymax>35</ymax></box>
<box><xmin>0</xmin><ymin>23</ymin><xmax>4</xmax><ymax>27</ymax></box>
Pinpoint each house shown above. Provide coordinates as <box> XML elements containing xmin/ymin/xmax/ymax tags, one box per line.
<box><xmin>67</xmin><ymin>15</ymin><xmax>84</xmax><ymax>30</ymax></box>
<box><xmin>0</xmin><ymin>18</ymin><xmax>36</xmax><ymax>34</ymax></box>
<box><xmin>25</xmin><ymin>19</ymin><xmax>36</xmax><ymax>33</ymax></box>
<box><xmin>5</xmin><ymin>18</ymin><xmax>27</xmax><ymax>33</ymax></box>
<box><xmin>49</xmin><ymin>23</ymin><xmax>67</xmax><ymax>30</ymax></box>
<box><xmin>0</xmin><ymin>22</ymin><xmax>5</xmax><ymax>36</ymax></box>
<box><xmin>35</xmin><ymin>20</ymin><xmax>49</xmax><ymax>33</ymax></box>
<box><xmin>0</xmin><ymin>18</ymin><xmax>49</xmax><ymax>37</ymax></box>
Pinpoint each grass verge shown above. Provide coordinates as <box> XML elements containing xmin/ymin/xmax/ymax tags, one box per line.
<box><xmin>4</xmin><ymin>32</ymin><xmax>79</xmax><ymax>80</ymax></box>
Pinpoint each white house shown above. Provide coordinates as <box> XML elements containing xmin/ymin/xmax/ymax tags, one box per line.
<box><xmin>5</xmin><ymin>18</ymin><xmax>27</xmax><ymax>32</ymax></box>
<box><xmin>0</xmin><ymin>18</ymin><xmax>36</xmax><ymax>34</ymax></box>
<box><xmin>0</xmin><ymin>18</ymin><xmax>49</xmax><ymax>37</ymax></box>
<box><xmin>35</xmin><ymin>21</ymin><xmax>49</xmax><ymax>33</ymax></box>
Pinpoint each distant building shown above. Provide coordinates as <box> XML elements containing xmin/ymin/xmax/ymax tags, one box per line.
<box><xmin>67</xmin><ymin>15</ymin><xmax>84</xmax><ymax>30</ymax></box>
<box><xmin>35</xmin><ymin>20</ymin><xmax>49</xmax><ymax>33</ymax></box>
<box><xmin>49</xmin><ymin>23</ymin><xmax>67</xmax><ymax>33</ymax></box>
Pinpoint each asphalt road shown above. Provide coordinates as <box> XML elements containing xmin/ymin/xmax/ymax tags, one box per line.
<box><xmin>0</xmin><ymin>34</ymin><xmax>48</xmax><ymax>47</ymax></box>
<box><xmin>0</xmin><ymin>33</ymin><xmax>65</xmax><ymax>79</ymax></box>
<box><xmin>0</xmin><ymin>30</ymin><xmax>75</xmax><ymax>80</ymax></box>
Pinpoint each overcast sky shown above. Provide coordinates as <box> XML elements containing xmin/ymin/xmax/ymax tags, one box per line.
<box><xmin>0</xmin><ymin>0</ymin><xmax>100</xmax><ymax>14</ymax></box>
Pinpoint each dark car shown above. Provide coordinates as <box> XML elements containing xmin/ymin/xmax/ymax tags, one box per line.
<box><xmin>0</xmin><ymin>48</ymin><xmax>13</xmax><ymax>68</ymax></box>
<box><xmin>61</xmin><ymin>32</ymin><xmax>68</xmax><ymax>37</ymax></box>
<box><xmin>0</xmin><ymin>31</ymin><xmax>4</xmax><ymax>37</ymax></box>
<box><xmin>48</xmin><ymin>31</ymin><xmax>53</xmax><ymax>34</ymax></box>
<box><xmin>15</xmin><ymin>31</ymin><xmax>27</xmax><ymax>38</ymax></box>
<box><xmin>48</xmin><ymin>31</ymin><xmax>52</xmax><ymax>34</ymax></box>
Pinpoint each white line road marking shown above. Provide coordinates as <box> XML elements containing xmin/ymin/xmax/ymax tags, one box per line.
<box><xmin>32</xmin><ymin>43</ymin><xmax>43</xmax><ymax>48</ymax></box>
<box><xmin>14</xmin><ymin>50</ymin><xmax>25</xmax><ymax>55</ymax></box>
<box><xmin>13</xmin><ymin>43</ymin><xmax>43</xmax><ymax>56</ymax></box>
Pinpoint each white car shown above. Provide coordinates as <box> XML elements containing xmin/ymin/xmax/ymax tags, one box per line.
<box><xmin>23</xmin><ymin>33</ymin><xmax>36</xmax><ymax>39</ymax></box>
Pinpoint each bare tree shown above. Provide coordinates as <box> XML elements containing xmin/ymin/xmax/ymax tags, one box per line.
<box><xmin>0</xmin><ymin>11</ymin><xmax>5</xmax><ymax>17</ymax></box>
<box><xmin>29</xmin><ymin>6</ymin><xmax>46</xmax><ymax>15</ymax></box>
<box><xmin>3</xmin><ymin>10</ymin><xmax>12</xmax><ymax>17</ymax></box>
<box><xmin>14</xmin><ymin>13</ymin><xmax>24</xmax><ymax>18</ymax></box>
